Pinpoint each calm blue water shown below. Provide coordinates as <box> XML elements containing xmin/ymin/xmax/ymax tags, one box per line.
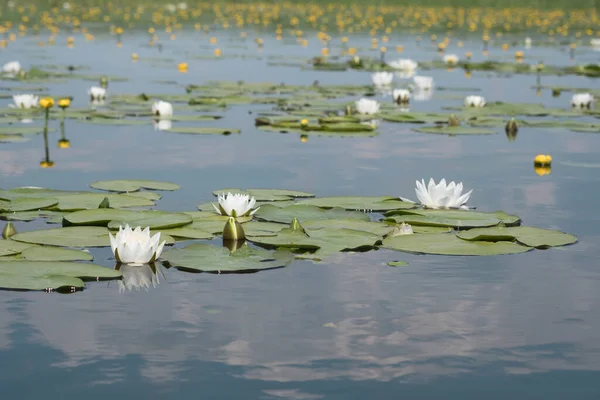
<box><xmin>1</xmin><ymin>30</ymin><xmax>599</xmax><ymax>399</ymax></box>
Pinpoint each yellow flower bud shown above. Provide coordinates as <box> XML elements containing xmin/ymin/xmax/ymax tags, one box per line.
<box><xmin>39</xmin><ymin>97</ymin><xmax>55</xmax><ymax>109</ymax></box>
<box><xmin>58</xmin><ymin>98</ymin><xmax>70</xmax><ymax>109</ymax></box>
<box><xmin>58</xmin><ymin>139</ymin><xmax>70</xmax><ymax>149</ymax></box>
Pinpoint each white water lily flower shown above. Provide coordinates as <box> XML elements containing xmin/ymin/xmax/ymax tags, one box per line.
<box><xmin>464</xmin><ymin>95</ymin><xmax>486</xmax><ymax>107</ymax></box>
<box><xmin>415</xmin><ymin>178</ymin><xmax>473</xmax><ymax>210</ymax></box>
<box><xmin>153</xmin><ymin>119</ymin><xmax>172</xmax><ymax>131</ymax></box>
<box><xmin>88</xmin><ymin>86</ymin><xmax>107</xmax><ymax>100</ymax></box>
<box><xmin>212</xmin><ymin>192</ymin><xmax>259</xmax><ymax>218</ymax></box>
<box><xmin>164</xmin><ymin>3</ymin><xmax>177</xmax><ymax>12</ymax></box>
<box><xmin>109</xmin><ymin>224</ymin><xmax>166</xmax><ymax>265</ymax></box>
<box><xmin>525</xmin><ymin>37</ymin><xmax>532</xmax><ymax>49</ymax></box>
<box><xmin>388</xmin><ymin>58</ymin><xmax>418</xmax><ymax>72</ymax></box>
<box><xmin>11</xmin><ymin>94</ymin><xmax>39</xmax><ymax>109</ymax></box>
<box><xmin>371</xmin><ymin>72</ymin><xmax>394</xmax><ymax>87</ymax></box>
<box><xmin>118</xmin><ymin>264</ymin><xmax>161</xmax><ymax>293</ymax></box>
<box><xmin>392</xmin><ymin>89</ymin><xmax>411</xmax><ymax>104</ymax></box>
<box><xmin>443</xmin><ymin>54</ymin><xmax>460</xmax><ymax>65</ymax></box>
<box><xmin>391</xmin><ymin>222</ymin><xmax>414</xmax><ymax>236</ymax></box>
<box><xmin>152</xmin><ymin>100</ymin><xmax>173</xmax><ymax>117</ymax></box>
<box><xmin>412</xmin><ymin>75</ymin><xmax>434</xmax><ymax>91</ymax></box>
<box><xmin>2</xmin><ymin>61</ymin><xmax>21</xmax><ymax>74</ymax></box>
<box><xmin>571</xmin><ymin>93</ymin><xmax>594</xmax><ymax>108</ymax></box>
<box><xmin>355</xmin><ymin>98</ymin><xmax>380</xmax><ymax>115</ymax></box>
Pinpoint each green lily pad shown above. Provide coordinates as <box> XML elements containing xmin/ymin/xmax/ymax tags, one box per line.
<box><xmin>248</xmin><ymin>227</ymin><xmax>381</xmax><ymax>255</ymax></box>
<box><xmin>162</xmin><ymin>243</ymin><xmax>294</xmax><ymax>273</ymax></box>
<box><xmin>0</xmin><ymin>240</ymin><xmax>33</xmax><ymax>256</ymax></box>
<box><xmin>0</xmin><ymin>126</ymin><xmax>55</xmax><ymax>135</ymax></box>
<box><xmin>20</xmin><ymin>246</ymin><xmax>93</xmax><ymax>261</ymax></box>
<box><xmin>90</xmin><ymin>179</ymin><xmax>180</xmax><ymax>192</ymax></box>
<box><xmin>157</xmin><ymin>227</ymin><xmax>214</xmax><ymax>240</ymax></box>
<box><xmin>0</xmin><ymin>210</ymin><xmax>64</xmax><ymax>222</ymax></box>
<box><xmin>0</xmin><ymin>260</ymin><xmax>121</xmax><ymax>291</ymax></box>
<box><xmin>241</xmin><ymin>221</ymin><xmax>287</xmax><ymax>236</ymax></box>
<box><xmin>167</xmin><ymin>127</ymin><xmax>240</xmax><ymax>135</ymax></box>
<box><xmin>0</xmin><ymin>134</ymin><xmax>28</xmax><ymax>143</ymax></box>
<box><xmin>387</xmin><ymin>261</ymin><xmax>409</xmax><ymax>267</ymax></box>
<box><xmin>301</xmin><ymin>218</ymin><xmax>395</xmax><ymax>236</ymax></box>
<box><xmin>381</xmin><ymin>112</ymin><xmax>447</xmax><ymax>124</ymax></box>
<box><xmin>383</xmin><ymin>233</ymin><xmax>531</xmax><ymax>256</ymax></box>
<box><xmin>413</xmin><ymin>126</ymin><xmax>496</xmax><ymax>135</ymax></box>
<box><xmin>54</xmin><ymin>193</ymin><xmax>156</xmax><ymax>211</ymax></box>
<box><xmin>12</xmin><ymin>226</ymin><xmax>120</xmax><ymax>247</ymax></box>
<box><xmin>212</xmin><ymin>188</ymin><xmax>315</xmax><ymax>201</ymax></box>
<box><xmin>65</xmin><ymin>209</ymin><xmax>192</xmax><ymax>229</ymax></box>
<box><xmin>0</xmin><ymin>197</ymin><xmax>58</xmax><ymax>212</ymax></box>
<box><xmin>254</xmin><ymin>204</ymin><xmax>370</xmax><ymax>224</ymax></box>
<box><xmin>296</xmin><ymin>196</ymin><xmax>415</xmax><ymax>211</ymax></box>
<box><xmin>385</xmin><ymin>209</ymin><xmax>520</xmax><ymax>228</ymax></box>
<box><xmin>456</xmin><ymin>226</ymin><xmax>577</xmax><ymax>248</ymax></box>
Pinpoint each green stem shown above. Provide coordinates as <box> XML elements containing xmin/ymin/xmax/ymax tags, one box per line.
<box><xmin>60</xmin><ymin>111</ymin><xmax>66</xmax><ymax>141</ymax></box>
<box><xmin>43</xmin><ymin>109</ymin><xmax>50</xmax><ymax>162</ymax></box>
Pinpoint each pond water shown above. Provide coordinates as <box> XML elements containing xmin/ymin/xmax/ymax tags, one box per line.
<box><xmin>1</xmin><ymin>28</ymin><xmax>600</xmax><ymax>399</ymax></box>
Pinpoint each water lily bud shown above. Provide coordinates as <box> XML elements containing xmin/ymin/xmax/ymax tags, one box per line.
<box><xmin>98</xmin><ymin>197</ymin><xmax>110</xmax><ymax>209</ymax></box>
<box><xmin>58</xmin><ymin>139</ymin><xmax>70</xmax><ymax>148</ymax></box>
<box><xmin>552</xmin><ymin>88</ymin><xmax>561</xmax><ymax>97</ymax></box>
<box><xmin>100</xmin><ymin>76</ymin><xmax>109</xmax><ymax>88</ymax></box>
<box><xmin>448</xmin><ymin>114</ymin><xmax>460</xmax><ymax>127</ymax></box>
<box><xmin>505</xmin><ymin>118</ymin><xmax>519</xmax><ymax>139</ymax></box>
<box><xmin>223</xmin><ymin>217</ymin><xmax>245</xmax><ymax>241</ymax></box>
<box><xmin>465</xmin><ymin>51</ymin><xmax>472</xmax><ymax>60</ymax></box>
<box><xmin>300</xmin><ymin>119</ymin><xmax>309</xmax><ymax>129</ymax></box>
<box><xmin>289</xmin><ymin>217</ymin><xmax>306</xmax><ymax>233</ymax></box>
<box><xmin>2</xmin><ymin>222</ymin><xmax>17</xmax><ymax>239</ymax></box>
<box><xmin>300</xmin><ymin>134</ymin><xmax>308</xmax><ymax>143</ymax></box>
<box><xmin>131</xmin><ymin>52</ymin><xmax>139</xmax><ymax>61</ymax></box>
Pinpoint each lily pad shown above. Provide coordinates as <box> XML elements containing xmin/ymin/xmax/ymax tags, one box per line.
<box><xmin>413</xmin><ymin>126</ymin><xmax>496</xmax><ymax>135</ymax></box>
<box><xmin>456</xmin><ymin>226</ymin><xmax>577</xmax><ymax>248</ymax></box>
<box><xmin>90</xmin><ymin>179</ymin><xmax>180</xmax><ymax>192</ymax></box>
<box><xmin>254</xmin><ymin>204</ymin><xmax>370</xmax><ymax>224</ymax></box>
<box><xmin>296</xmin><ymin>196</ymin><xmax>415</xmax><ymax>211</ymax></box>
<box><xmin>0</xmin><ymin>260</ymin><xmax>121</xmax><ymax>291</ymax></box>
<box><xmin>162</xmin><ymin>243</ymin><xmax>294</xmax><ymax>273</ymax></box>
<box><xmin>0</xmin><ymin>210</ymin><xmax>64</xmax><ymax>222</ymax></box>
<box><xmin>12</xmin><ymin>226</ymin><xmax>121</xmax><ymax>247</ymax></box>
<box><xmin>54</xmin><ymin>193</ymin><xmax>156</xmax><ymax>211</ymax></box>
<box><xmin>383</xmin><ymin>233</ymin><xmax>531</xmax><ymax>256</ymax></box>
<box><xmin>65</xmin><ymin>209</ymin><xmax>192</xmax><ymax>229</ymax></box>
<box><xmin>0</xmin><ymin>197</ymin><xmax>59</xmax><ymax>212</ymax></box>
<box><xmin>212</xmin><ymin>188</ymin><xmax>315</xmax><ymax>201</ymax></box>
<box><xmin>157</xmin><ymin>227</ymin><xmax>214</xmax><ymax>240</ymax></box>
<box><xmin>20</xmin><ymin>246</ymin><xmax>93</xmax><ymax>261</ymax></box>
<box><xmin>387</xmin><ymin>261</ymin><xmax>409</xmax><ymax>267</ymax></box>
<box><xmin>301</xmin><ymin>218</ymin><xmax>395</xmax><ymax>236</ymax></box>
<box><xmin>385</xmin><ymin>209</ymin><xmax>520</xmax><ymax>228</ymax></box>
<box><xmin>167</xmin><ymin>127</ymin><xmax>240</xmax><ymax>135</ymax></box>
<box><xmin>0</xmin><ymin>240</ymin><xmax>33</xmax><ymax>256</ymax></box>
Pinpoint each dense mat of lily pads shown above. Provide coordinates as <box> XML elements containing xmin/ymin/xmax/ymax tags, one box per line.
<box><xmin>0</xmin><ymin>179</ymin><xmax>577</xmax><ymax>292</ymax></box>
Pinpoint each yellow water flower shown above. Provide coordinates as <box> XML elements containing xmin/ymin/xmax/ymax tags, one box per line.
<box><xmin>177</xmin><ymin>62</ymin><xmax>188</xmax><ymax>72</ymax></box>
<box><xmin>132</xmin><ymin>52</ymin><xmax>138</xmax><ymax>61</ymax></box>
<box><xmin>39</xmin><ymin>97</ymin><xmax>54</xmax><ymax>109</ymax></box>
<box><xmin>534</xmin><ymin>154</ymin><xmax>552</xmax><ymax>166</ymax></box>
<box><xmin>214</xmin><ymin>48</ymin><xmax>222</xmax><ymax>56</ymax></box>
<box><xmin>58</xmin><ymin>98</ymin><xmax>70</xmax><ymax>109</ymax></box>
<box><xmin>58</xmin><ymin>139</ymin><xmax>70</xmax><ymax>149</ymax></box>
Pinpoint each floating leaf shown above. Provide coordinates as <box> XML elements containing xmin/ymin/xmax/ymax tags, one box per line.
<box><xmin>385</xmin><ymin>209</ymin><xmax>520</xmax><ymax>228</ymax></box>
<box><xmin>456</xmin><ymin>226</ymin><xmax>577</xmax><ymax>248</ymax></box>
<box><xmin>0</xmin><ymin>240</ymin><xmax>33</xmax><ymax>256</ymax></box>
<box><xmin>387</xmin><ymin>261</ymin><xmax>409</xmax><ymax>267</ymax></box>
<box><xmin>90</xmin><ymin>179</ymin><xmax>180</xmax><ymax>192</ymax></box>
<box><xmin>167</xmin><ymin>127</ymin><xmax>240</xmax><ymax>135</ymax></box>
<box><xmin>297</xmin><ymin>196</ymin><xmax>414</xmax><ymax>211</ymax></box>
<box><xmin>0</xmin><ymin>197</ymin><xmax>58</xmax><ymax>212</ymax></box>
<box><xmin>65</xmin><ymin>209</ymin><xmax>192</xmax><ymax>229</ymax></box>
<box><xmin>254</xmin><ymin>204</ymin><xmax>369</xmax><ymax>224</ymax></box>
<box><xmin>20</xmin><ymin>246</ymin><xmax>93</xmax><ymax>261</ymax></box>
<box><xmin>413</xmin><ymin>126</ymin><xmax>496</xmax><ymax>135</ymax></box>
<box><xmin>54</xmin><ymin>193</ymin><xmax>156</xmax><ymax>211</ymax></box>
<box><xmin>0</xmin><ymin>260</ymin><xmax>121</xmax><ymax>291</ymax></box>
<box><xmin>211</xmin><ymin>188</ymin><xmax>315</xmax><ymax>201</ymax></box>
<box><xmin>383</xmin><ymin>233</ymin><xmax>531</xmax><ymax>256</ymax></box>
<box><xmin>162</xmin><ymin>243</ymin><xmax>293</xmax><ymax>272</ymax></box>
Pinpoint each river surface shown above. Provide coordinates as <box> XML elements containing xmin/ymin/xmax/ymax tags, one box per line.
<box><xmin>0</xmin><ymin>30</ymin><xmax>599</xmax><ymax>399</ymax></box>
